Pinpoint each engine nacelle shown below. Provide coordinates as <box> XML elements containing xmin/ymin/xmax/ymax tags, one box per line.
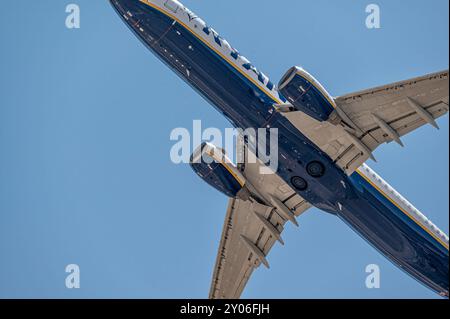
<box><xmin>190</xmin><ymin>142</ymin><xmax>246</xmax><ymax>198</ymax></box>
<box><xmin>278</xmin><ymin>66</ymin><xmax>336</xmax><ymax>122</ymax></box>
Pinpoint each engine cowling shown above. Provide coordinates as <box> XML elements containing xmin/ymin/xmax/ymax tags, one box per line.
<box><xmin>190</xmin><ymin>142</ymin><xmax>246</xmax><ymax>198</ymax></box>
<box><xmin>278</xmin><ymin>66</ymin><xmax>336</xmax><ymax>122</ymax></box>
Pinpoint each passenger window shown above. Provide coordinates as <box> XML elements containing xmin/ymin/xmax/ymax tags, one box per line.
<box><xmin>164</xmin><ymin>0</ymin><xmax>178</xmax><ymax>13</ymax></box>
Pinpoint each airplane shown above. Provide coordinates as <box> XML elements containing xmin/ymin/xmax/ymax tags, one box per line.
<box><xmin>110</xmin><ymin>0</ymin><xmax>449</xmax><ymax>298</ymax></box>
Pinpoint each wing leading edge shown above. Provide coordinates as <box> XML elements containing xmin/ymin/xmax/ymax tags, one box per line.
<box><xmin>284</xmin><ymin>70</ymin><xmax>449</xmax><ymax>175</ymax></box>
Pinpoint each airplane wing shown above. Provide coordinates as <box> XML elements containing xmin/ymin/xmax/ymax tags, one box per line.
<box><xmin>209</xmin><ymin>151</ymin><xmax>311</xmax><ymax>299</ymax></box>
<box><xmin>283</xmin><ymin>70</ymin><xmax>449</xmax><ymax>174</ymax></box>
<box><xmin>209</xmin><ymin>70</ymin><xmax>448</xmax><ymax>298</ymax></box>
<box><xmin>334</xmin><ymin>70</ymin><xmax>448</xmax><ymax>148</ymax></box>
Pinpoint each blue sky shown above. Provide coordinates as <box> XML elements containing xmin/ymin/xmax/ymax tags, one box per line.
<box><xmin>0</xmin><ymin>0</ymin><xmax>448</xmax><ymax>298</ymax></box>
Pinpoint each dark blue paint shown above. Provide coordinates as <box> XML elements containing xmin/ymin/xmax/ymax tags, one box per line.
<box><xmin>190</xmin><ymin>144</ymin><xmax>242</xmax><ymax>198</ymax></box>
<box><xmin>110</xmin><ymin>0</ymin><xmax>449</xmax><ymax>296</ymax></box>
<box><xmin>279</xmin><ymin>71</ymin><xmax>335</xmax><ymax>122</ymax></box>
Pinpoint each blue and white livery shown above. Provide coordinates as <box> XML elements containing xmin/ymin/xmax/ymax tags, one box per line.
<box><xmin>110</xmin><ymin>0</ymin><xmax>449</xmax><ymax>298</ymax></box>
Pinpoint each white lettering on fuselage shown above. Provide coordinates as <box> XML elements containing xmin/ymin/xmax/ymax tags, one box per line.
<box><xmin>144</xmin><ymin>0</ymin><xmax>284</xmax><ymax>102</ymax></box>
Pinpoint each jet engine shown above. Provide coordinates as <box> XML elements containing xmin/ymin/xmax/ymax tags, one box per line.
<box><xmin>278</xmin><ymin>66</ymin><xmax>336</xmax><ymax>122</ymax></box>
<box><xmin>190</xmin><ymin>142</ymin><xmax>246</xmax><ymax>198</ymax></box>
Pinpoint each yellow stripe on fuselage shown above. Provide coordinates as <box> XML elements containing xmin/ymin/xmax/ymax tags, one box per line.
<box><xmin>356</xmin><ymin>168</ymin><xmax>449</xmax><ymax>250</ymax></box>
<box><xmin>139</xmin><ymin>0</ymin><xmax>448</xmax><ymax>251</ymax></box>
<box><xmin>139</xmin><ymin>0</ymin><xmax>281</xmax><ymax>104</ymax></box>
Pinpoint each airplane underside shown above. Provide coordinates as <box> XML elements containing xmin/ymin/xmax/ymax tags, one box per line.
<box><xmin>111</xmin><ymin>0</ymin><xmax>449</xmax><ymax>296</ymax></box>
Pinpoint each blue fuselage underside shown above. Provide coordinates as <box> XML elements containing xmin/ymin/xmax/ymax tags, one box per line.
<box><xmin>111</xmin><ymin>0</ymin><xmax>449</xmax><ymax>295</ymax></box>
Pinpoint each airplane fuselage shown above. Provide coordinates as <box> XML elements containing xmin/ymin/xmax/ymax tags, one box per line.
<box><xmin>111</xmin><ymin>0</ymin><xmax>449</xmax><ymax>296</ymax></box>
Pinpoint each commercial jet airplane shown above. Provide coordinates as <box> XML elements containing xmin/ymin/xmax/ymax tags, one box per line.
<box><xmin>110</xmin><ymin>0</ymin><xmax>449</xmax><ymax>298</ymax></box>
